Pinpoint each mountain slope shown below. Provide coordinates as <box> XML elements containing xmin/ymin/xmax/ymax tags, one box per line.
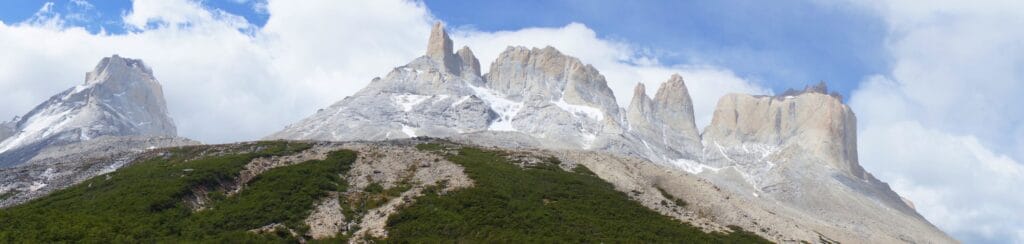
<box><xmin>0</xmin><ymin>140</ymin><xmax>768</xmax><ymax>243</ymax></box>
<box><xmin>0</xmin><ymin>55</ymin><xmax>178</xmax><ymax>168</ymax></box>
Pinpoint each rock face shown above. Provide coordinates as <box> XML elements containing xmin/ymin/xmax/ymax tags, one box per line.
<box><xmin>702</xmin><ymin>89</ymin><xmax>863</xmax><ymax>179</ymax></box>
<box><xmin>0</xmin><ymin>55</ymin><xmax>178</xmax><ymax>167</ymax></box>
<box><xmin>695</xmin><ymin>85</ymin><xmax>951</xmax><ymax>243</ymax></box>
<box><xmin>269</xmin><ymin>23</ymin><xmax>954</xmax><ymax>243</ymax></box>
<box><xmin>626</xmin><ymin>74</ymin><xmax>702</xmax><ymax>159</ymax></box>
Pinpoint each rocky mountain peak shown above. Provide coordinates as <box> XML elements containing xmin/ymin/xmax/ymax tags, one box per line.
<box><xmin>652</xmin><ymin>74</ymin><xmax>694</xmax><ymax>114</ymax></box>
<box><xmin>626</xmin><ymin>82</ymin><xmax>654</xmax><ymax>126</ymax></box>
<box><xmin>632</xmin><ymin>83</ymin><xmax>649</xmax><ymax>101</ymax></box>
<box><xmin>86</xmin><ymin>54</ymin><xmax>155</xmax><ymax>84</ymax></box>
<box><xmin>0</xmin><ymin>55</ymin><xmax>177</xmax><ymax>167</ymax></box>
<box><xmin>485</xmin><ymin>46</ymin><xmax>619</xmax><ymax>117</ymax></box>
<box><xmin>626</xmin><ymin>75</ymin><xmax>702</xmax><ymax>158</ymax></box>
<box><xmin>456</xmin><ymin>46</ymin><xmax>480</xmax><ymax>77</ymax></box>
<box><xmin>426</xmin><ymin>22</ymin><xmax>460</xmax><ymax>73</ymax></box>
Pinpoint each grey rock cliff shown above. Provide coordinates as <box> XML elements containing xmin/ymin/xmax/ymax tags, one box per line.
<box><xmin>696</xmin><ymin>84</ymin><xmax>951</xmax><ymax>243</ymax></box>
<box><xmin>0</xmin><ymin>55</ymin><xmax>178</xmax><ymax>168</ymax></box>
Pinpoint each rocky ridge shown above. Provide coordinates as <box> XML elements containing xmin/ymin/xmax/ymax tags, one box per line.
<box><xmin>268</xmin><ymin>22</ymin><xmax>954</xmax><ymax>243</ymax></box>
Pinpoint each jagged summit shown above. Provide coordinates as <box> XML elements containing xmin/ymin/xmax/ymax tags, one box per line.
<box><xmin>625</xmin><ymin>74</ymin><xmax>702</xmax><ymax>159</ymax></box>
<box><xmin>0</xmin><ymin>55</ymin><xmax>177</xmax><ymax>167</ymax></box>
<box><xmin>426</xmin><ymin>22</ymin><xmax>462</xmax><ymax>74</ymax></box>
<box><xmin>456</xmin><ymin>46</ymin><xmax>481</xmax><ymax>76</ymax></box>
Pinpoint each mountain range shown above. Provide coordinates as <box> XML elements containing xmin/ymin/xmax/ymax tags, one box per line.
<box><xmin>0</xmin><ymin>22</ymin><xmax>956</xmax><ymax>243</ymax></box>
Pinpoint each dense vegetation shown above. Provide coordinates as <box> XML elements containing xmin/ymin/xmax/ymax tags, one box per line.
<box><xmin>0</xmin><ymin>141</ymin><xmax>771</xmax><ymax>243</ymax></box>
<box><xmin>385</xmin><ymin>144</ymin><xmax>770</xmax><ymax>243</ymax></box>
<box><xmin>0</xmin><ymin>141</ymin><xmax>357</xmax><ymax>243</ymax></box>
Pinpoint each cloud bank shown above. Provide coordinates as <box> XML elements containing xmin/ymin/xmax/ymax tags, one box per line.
<box><xmin>847</xmin><ymin>1</ymin><xmax>1024</xmax><ymax>242</ymax></box>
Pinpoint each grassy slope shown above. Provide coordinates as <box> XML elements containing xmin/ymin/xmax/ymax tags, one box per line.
<box><xmin>384</xmin><ymin>144</ymin><xmax>770</xmax><ymax>243</ymax></box>
<box><xmin>0</xmin><ymin>141</ymin><xmax>357</xmax><ymax>243</ymax></box>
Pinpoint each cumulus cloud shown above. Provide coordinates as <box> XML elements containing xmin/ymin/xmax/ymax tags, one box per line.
<box><xmin>848</xmin><ymin>0</ymin><xmax>1024</xmax><ymax>242</ymax></box>
<box><xmin>0</xmin><ymin>0</ymin><xmax>766</xmax><ymax>144</ymax></box>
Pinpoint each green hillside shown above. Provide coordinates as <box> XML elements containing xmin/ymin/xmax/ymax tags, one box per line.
<box><xmin>0</xmin><ymin>141</ymin><xmax>769</xmax><ymax>243</ymax></box>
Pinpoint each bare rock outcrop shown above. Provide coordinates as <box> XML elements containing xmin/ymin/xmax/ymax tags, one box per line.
<box><xmin>0</xmin><ymin>136</ymin><xmax>198</xmax><ymax>208</ymax></box>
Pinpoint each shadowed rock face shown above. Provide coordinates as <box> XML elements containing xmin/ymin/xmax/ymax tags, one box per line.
<box><xmin>0</xmin><ymin>55</ymin><xmax>177</xmax><ymax>168</ymax></box>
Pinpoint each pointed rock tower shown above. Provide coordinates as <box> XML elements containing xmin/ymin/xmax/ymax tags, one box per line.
<box><xmin>427</xmin><ymin>22</ymin><xmax>462</xmax><ymax>74</ymax></box>
<box><xmin>626</xmin><ymin>74</ymin><xmax>702</xmax><ymax>158</ymax></box>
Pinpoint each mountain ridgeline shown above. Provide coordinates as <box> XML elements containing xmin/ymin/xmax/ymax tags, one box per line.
<box><xmin>270</xmin><ymin>22</ymin><xmax>954</xmax><ymax>243</ymax></box>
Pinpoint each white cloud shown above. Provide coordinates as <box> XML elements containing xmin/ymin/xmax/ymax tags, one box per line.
<box><xmin>856</xmin><ymin>120</ymin><xmax>1024</xmax><ymax>243</ymax></box>
<box><xmin>848</xmin><ymin>0</ymin><xmax>1024</xmax><ymax>242</ymax></box>
<box><xmin>0</xmin><ymin>0</ymin><xmax>766</xmax><ymax>144</ymax></box>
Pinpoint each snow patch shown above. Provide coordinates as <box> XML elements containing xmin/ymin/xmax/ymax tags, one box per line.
<box><xmin>581</xmin><ymin>132</ymin><xmax>597</xmax><ymax>150</ymax></box>
<box><xmin>552</xmin><ymin>98</ymin><xmax>605</xmax><ymax>121</ymax></box>
<box><xmin>392</xmin><ymin>94</ymin><xmax>431</xmax><ymax>112</ymax></box>
<box><xmin>469</xmin><ymin>85</ymin><xmax>523</xmax><ymax>132</ymax></box>
<box><xmin>401</xmin><ymin>124</ymin><xmax>417</xmax><ymax>137</ymax></box>
<box><xmin>452</xmin><ymin>96</ymin><xmax>471</xmax><ymax>106</ymax></box>
<box><xmin>671</xmin><ymin>158</ymin><xmax>722</xmax><ymax>174</ymax></box>
<box><xmin>28</xmin><ymin>182</ymin><xmax>47</xmax><ymax>192</ymax></box>
<box><xmin>0</xmin><ymin>107</ymin><xmax>78</xmax><ymax>153</ymax></box>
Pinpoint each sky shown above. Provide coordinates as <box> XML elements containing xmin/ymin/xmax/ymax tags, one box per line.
<box><xmin>0</xmin><ymin>0</ymin><xmax>1022</xmax><ymax>243</ymax></box>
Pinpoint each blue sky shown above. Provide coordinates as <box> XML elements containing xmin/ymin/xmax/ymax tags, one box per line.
<box><xmin>0</xmin><ymin>0</ymin><xmax>887</xmax><ymax>99</ymax></box>
<box><xmin>1</xmin><ymin>1</ymin><xmax>1022</xmax><ymax>243</ymax></box>
<box><xmin>427</xmin><ymin>0</ymin><xmax>890</xmax><ymax>99</ymax></box>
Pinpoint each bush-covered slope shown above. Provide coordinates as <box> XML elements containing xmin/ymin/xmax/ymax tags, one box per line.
<box><xmin>384</xmin><ymin>144</ymin><xmax>768</xmax><ymax>243</ymax></box>
<box><xmin>0</xmin><ymin>141</ymin><xmax>769</xmax><ymax>243</ymax></box>
<box><xmin>0</xmin><ymin>141</ymin><xmax>356</xmax><ymax>242</ymax></box>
